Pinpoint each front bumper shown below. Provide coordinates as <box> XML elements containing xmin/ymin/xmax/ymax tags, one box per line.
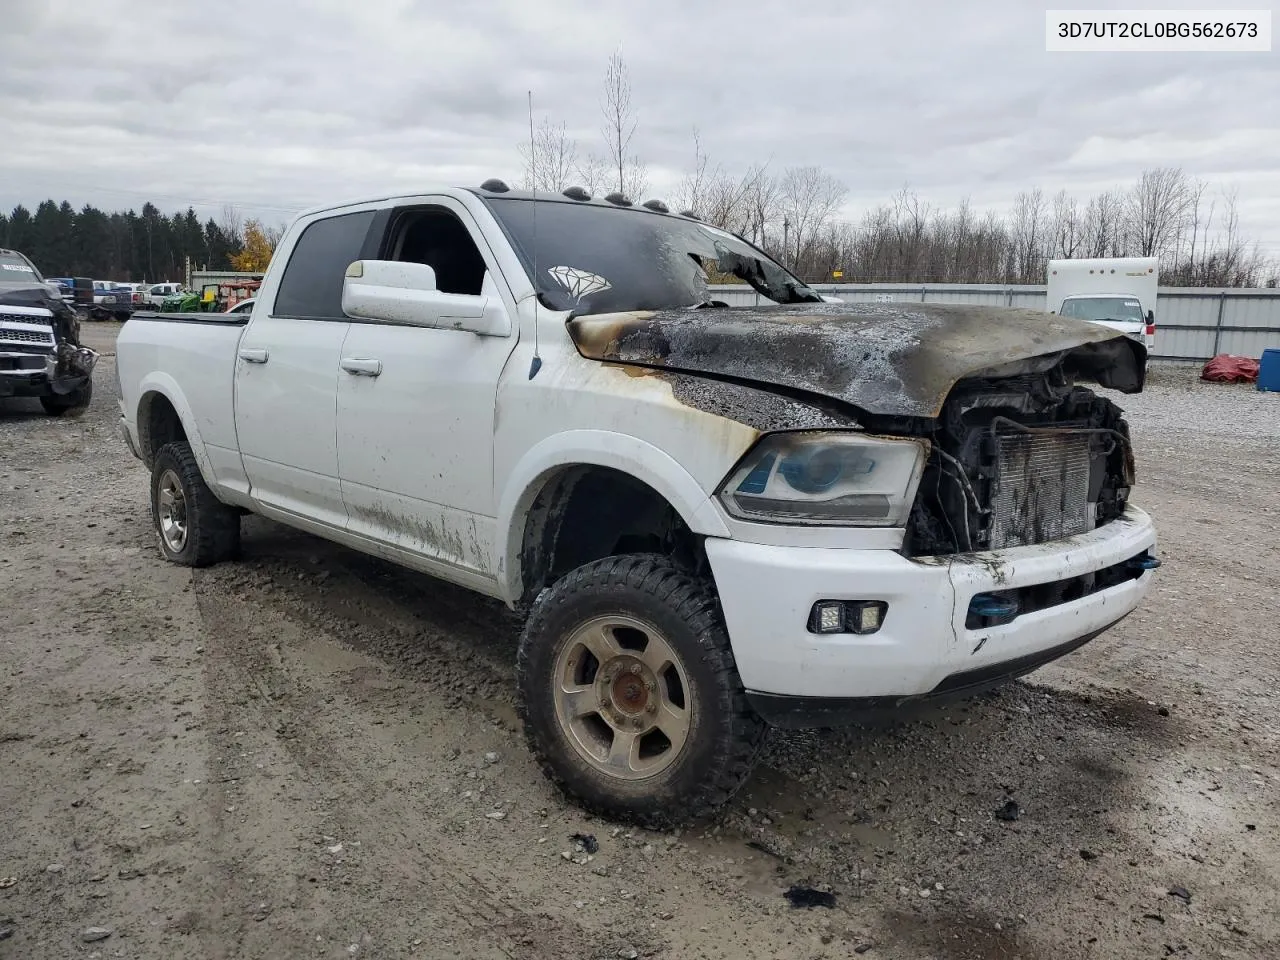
<box><xmin>0</xmin><ymin>352</ymin><xmax>58</xmax><ymax>398</ymax></box>
<box><xmin>705</xmin><ymin>506</ymin><xmax>1157</xmax><ymax>724</ymax></box>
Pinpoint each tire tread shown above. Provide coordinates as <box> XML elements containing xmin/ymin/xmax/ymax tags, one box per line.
<box><xmin>151</xmin><ymin>441</ymin><xmax>240</xmax><ymax>567</ymax></box>
<box><xmin>516</xmin><ymin>553</ymin><xmax>767</xmax><ymax>827</ymax></box>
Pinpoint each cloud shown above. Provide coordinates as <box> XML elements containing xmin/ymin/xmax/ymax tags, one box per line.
<box><xmin>1</xmin><ymin>0</ymin><xmax>1276</xmax><ymax>254</ymax></box>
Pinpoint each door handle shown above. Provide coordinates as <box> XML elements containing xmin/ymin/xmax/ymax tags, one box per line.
<box><xmin>238</xmin><ymin>347</ymin><xmax>269</xmax><ymax>364</ymax></box>
<box><xmin>340</xmin><ymin>358</ymin><xmax>382</xmax><ymax>377</ymax></box>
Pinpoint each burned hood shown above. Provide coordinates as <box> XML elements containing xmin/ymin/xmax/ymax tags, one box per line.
<box><xmin>568</xmin><ymin>301</ymin><xmax>1146</xmax><ymax>421</ymax></box>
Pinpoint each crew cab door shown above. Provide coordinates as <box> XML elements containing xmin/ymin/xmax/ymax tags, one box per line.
<box><xmin>334</xmin><ymin>198</ymin><xmax>519</xmax><ymax>581</ymax></box>
<box><xmin>233</xmin><ymin>207</ymin><xmax>380</xmax><ymax>528</ymax></box>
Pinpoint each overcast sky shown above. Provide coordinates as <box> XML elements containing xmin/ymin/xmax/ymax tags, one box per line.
<box><xmin>3</xmin><ymin>0</ymin><xmax>1277</xmax><ymax>254</ymax></box>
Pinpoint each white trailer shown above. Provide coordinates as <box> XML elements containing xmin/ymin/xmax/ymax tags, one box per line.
<box><xmin>1046</xmin><ymin>257</ymin><xmax>1157</xmax><ymax>353</ymax></box>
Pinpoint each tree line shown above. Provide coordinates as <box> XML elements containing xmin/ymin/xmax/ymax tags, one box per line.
<box><xmin>521</xmin><ymin>51</ymin><xmax>1277</xmax><ymax>288</ymax></box>
<box><xmin>0</xmin><ymin>200</ymin><xmax>280</xmax><ymax>282</ymax></box>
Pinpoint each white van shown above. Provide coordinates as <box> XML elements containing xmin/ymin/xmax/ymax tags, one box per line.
<box><xmin>1046</xmin><ymin>257</ymin><xmax>1157</xmax><ymax>353</ymax></box>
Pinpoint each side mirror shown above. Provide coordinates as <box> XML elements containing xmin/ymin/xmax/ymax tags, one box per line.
<box><xmin>341</xmin><ymin>260</ymin><xmax>510</xmax><ymax>336</ymax></box>
<box><xmin>1146</xmin><ymin>309</ymin><xmax>1154</xmax><ymax>322</ymax></box>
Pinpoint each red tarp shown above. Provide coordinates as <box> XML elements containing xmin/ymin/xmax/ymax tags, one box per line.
<box><xmin>1201</xmin><ymin>354</ymin><xmax>1261</xmax><ymax>383</ymax></box>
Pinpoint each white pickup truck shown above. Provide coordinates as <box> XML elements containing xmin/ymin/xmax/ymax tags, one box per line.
<box><xmin>117</xmin><ymin>182</ymin><xmax>1159</xmax><ymax>823</ymax></box>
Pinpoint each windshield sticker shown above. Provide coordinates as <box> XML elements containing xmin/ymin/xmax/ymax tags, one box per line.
<box><xmin>547</xmin><ymin>265</ymin><xmax>611</xmax><ymax>300</ymax></box>
<box><xmin>2</xmin><ymin>263</ymin><xmax>36</xmax><ymax>272</ymax></box>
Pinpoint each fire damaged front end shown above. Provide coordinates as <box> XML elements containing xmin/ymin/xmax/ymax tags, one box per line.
<box><xmin>905</xmin><ymin>363</ymin><xmax>1137</xmax><ymax>558</ymax></box>
<box><xmin>568</xmin><ymin>300</ymin><xmax>1159</xmax><ymax>726</ymax></box>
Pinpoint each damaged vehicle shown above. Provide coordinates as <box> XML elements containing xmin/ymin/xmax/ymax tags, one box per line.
<box><xmin>115</xmin><ymin>183</ymin><xmax>1158</xmax><ymax>824</ymax></box>
<box><xmin>1</xmin><ymin>248</ymin><xmax>98</xmax><ymax>415</ymax></box>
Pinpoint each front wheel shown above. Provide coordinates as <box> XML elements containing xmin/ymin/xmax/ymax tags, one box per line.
<box><xmin>40</xmin><ymin>379</ymin><xmax>92</xmax><ymax>417</ymax></box>
<box><xmin>150</xmin><ymin>442</ymin><xmax>240</xmax><ymax>567</ymax></box>
<box><xmin>517</xmin><ymin>554</ymin><xmax>767</xmax><ymax>826</ymax></box>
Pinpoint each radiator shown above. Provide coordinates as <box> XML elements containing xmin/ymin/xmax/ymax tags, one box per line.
<box><xmin>989</xmin><ymin>430</ymin><xmax>1094</xmax><ymax>549</ymax></box>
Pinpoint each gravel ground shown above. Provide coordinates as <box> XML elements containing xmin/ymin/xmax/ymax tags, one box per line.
<box><xmin>1</xmin><ymin>328</ymin><xmax>1278</xmax><ymax>960</ymax></box>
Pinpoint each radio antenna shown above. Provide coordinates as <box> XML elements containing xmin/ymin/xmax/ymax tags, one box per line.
<box><xmin>527</xmin><ymin>90</ymin><xmax>542</xmax><ymax>380</ymax></box>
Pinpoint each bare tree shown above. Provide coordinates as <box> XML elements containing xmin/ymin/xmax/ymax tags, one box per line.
<box><xmin>779</xmin><ymin>166</ymin><xmax>847</xmax><ymax>272</ymax></box>
<box><xmin>599</xmin><ymin>48</ymin><xmax>647</xmax><ymax>198</ymax></box>
<box><xmin>218</xmin><ymin>204</ymin><xmax>244</xmax><ymax>249</ymax></box>
<box><xmin>1180</xmin><ymin>176</ymin><xmax>1209</xmax><ymax>277</ymax></box>
<box><xmin>572</xmin><ymin>153</ymin><xmax>610</xmax><ymax>197</ymax></box>
<box><xmin>673</xmin><ymin>131</ymin><xmax>773</xmax><ymax>238</ymax></box>
<box><xmin>518</xmin><ymin>117</ymin><xmax>579</xmax><ymax>193</ymax></box>
<box><xmin>1080</xmin><ymin>190</ymin><xmax>1121</xmax><ymax>258</ymax></box>
<box><xmin>675</xmin><ymin>129</ymin><xmax>714</xmax><ymax>217</ymax></box>
<box><xmin>741</xmin><ymin>164</ymin><xmax>779</xmax><ymax>247</ymax></box>
<box><xmin>891</xmin><ymin>187</ymin><xmax>930</xmax><ymax>280</ymax></box>
<box><xmin>1008</xmin><ymin>189</ymin><xmax>1048</xmax><ymax>282</ymax></box>
<box><xmin>1051</xmin><ymin>190</ymin><xmax>1083</xmax><ymax>258</ymax></box>
<box><xmin>1124</xmin><ymin>167</ymin><xmax>1193</xmax><ymax>257</ymax></box>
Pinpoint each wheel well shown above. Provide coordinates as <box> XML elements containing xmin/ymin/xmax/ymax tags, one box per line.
<box><xmin>138</xmin><ymin>392</ymin><xmax>187</xmax><ymax>467</ymax></box>
<box><xmin>518</xmin><ymin>466</ymin><xmax>706</xmax><ymax>608</ymax></box>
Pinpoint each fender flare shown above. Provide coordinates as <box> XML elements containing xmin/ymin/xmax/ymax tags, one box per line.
<box><xmin>135</xmin><ymin>372</ymin><xmax>217</xmax><ymax>488</ymax></box>
<box><xmin>495</xmin><ymin>429</ymin><xmax>732</xmax><ymax>603</ymax></box>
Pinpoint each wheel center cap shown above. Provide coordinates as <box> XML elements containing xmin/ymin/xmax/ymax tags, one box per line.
<box><xmin>611</xmin><ymin>672</ymin><xmax>648</xmax><ymax>713</ymax></box>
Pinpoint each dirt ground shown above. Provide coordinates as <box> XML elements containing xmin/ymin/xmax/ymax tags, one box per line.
<box><xmin>2</xmin><ymin>324</ymin><xmax>1278</xmax><ymax>960</ymax></box>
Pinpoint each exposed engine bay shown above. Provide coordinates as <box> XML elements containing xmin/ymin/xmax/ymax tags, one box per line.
<box><xmin>905</xmin><ymin>363</ymin><xmax>1134</xmax><ymax>557</ymax></box>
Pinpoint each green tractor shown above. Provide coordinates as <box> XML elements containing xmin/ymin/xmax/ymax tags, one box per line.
<box><xmin>160</xmin><ymin>289</ymin><xmax>202</xmax><ymax>312</ymax></box>
<box><xmin>160</xmin><ymin>281</ymin><xmax>259</xmax><ymax>313</ymax></box>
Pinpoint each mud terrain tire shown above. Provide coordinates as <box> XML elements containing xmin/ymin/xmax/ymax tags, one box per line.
<box><xmin>517</xmin><ymin>554</ymin><xmax>767</xmax><ymax>826</ymax></box>
<box><xmin>150</xmin><ymin>441</ymin><xmax>240</xmax><ymax>567</ymax></box>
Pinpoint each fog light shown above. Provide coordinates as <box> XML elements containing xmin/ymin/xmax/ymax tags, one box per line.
<box><xmin>847</xmin><ymin>600</ymin><xmax>886</xmax><ymax>634</ymax></box>
<box><xmin>811</xmin><ymin>601</ymin><xmax>844</xmax><ymax>634</ymax></box>
<box><xmin>807</xmin><ymin>600</ymin><xmax>888</xmax><ymax>635</ymax></box>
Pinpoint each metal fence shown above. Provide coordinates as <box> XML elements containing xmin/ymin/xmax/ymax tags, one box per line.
<box><xmin>708</xmin><ymin>283</ymin><xmax>1280</xmax><ymax>361</ymax></box>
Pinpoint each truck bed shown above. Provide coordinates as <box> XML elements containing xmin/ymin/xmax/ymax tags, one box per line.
<box><xmin>116</xmin><ymin>310</ymin><xmax>247</xmax><ymax>467</ymax></box>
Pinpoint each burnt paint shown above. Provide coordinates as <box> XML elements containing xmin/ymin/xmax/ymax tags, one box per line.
<box><xmin>659</xmin><ymin>371</ymin><xmax>860</xmax><ymax>433</ymax></box>
<box><xmin>568</xmin><ymin>301</ymin><xmax>1146</xmax><ymax>423</ymax></box>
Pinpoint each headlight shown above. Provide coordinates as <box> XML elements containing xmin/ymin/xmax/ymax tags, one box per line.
<box><xmin>717</xmin><ymin>432</ymin><xmax>926</xmax><ymax>526</ymax></box>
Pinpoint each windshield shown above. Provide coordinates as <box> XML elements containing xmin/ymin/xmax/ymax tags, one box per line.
<box><xmin>1060</xmin><ymin>296</ymin><xmax>1144</xmax><ymax>323</ymax></box>
<box><xmin>0</xmin><ymin>252</ymin><xmax>40</xmax><ymax>280</ymax></box>
<box><xmin>481</xmin><ymin>196</ymin><xmax>821</xmax><ymax>315</ymax></box>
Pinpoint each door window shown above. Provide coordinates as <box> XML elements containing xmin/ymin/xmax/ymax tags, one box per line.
<box><xmin>386</xmin><ymin>209</ymin><xmax>487</xmax><ymax>296</ymax></box>
<box><xmin>274</xmin><ymin>210</ymin><xmax>377</xmax><ymax>320</ymax></box>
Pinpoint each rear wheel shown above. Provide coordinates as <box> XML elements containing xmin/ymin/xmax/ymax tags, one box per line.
<box><xmin>40</xmin><ymin>379</ymin><xmax>92</xmax><ymax>417</ymax></box>
<box><xmin>517</xmin><ymin>554</ymin><xmax>767</xmax><ymax>826</ymax></box>
<box><xmin>150</xmin><ymin>442</ymin><xmax>240</xmax><ymax>567</ymax></box>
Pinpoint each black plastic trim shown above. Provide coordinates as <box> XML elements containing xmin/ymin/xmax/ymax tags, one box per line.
<box><xmin>129</xmin><ymin>311</ymin><xmax>250</xmax><ymax>326</ymax></box>
<box><xmin>964</xmin><ymin>549</ymin><xmax>1154</xmax><ymax>630</ymax></box>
